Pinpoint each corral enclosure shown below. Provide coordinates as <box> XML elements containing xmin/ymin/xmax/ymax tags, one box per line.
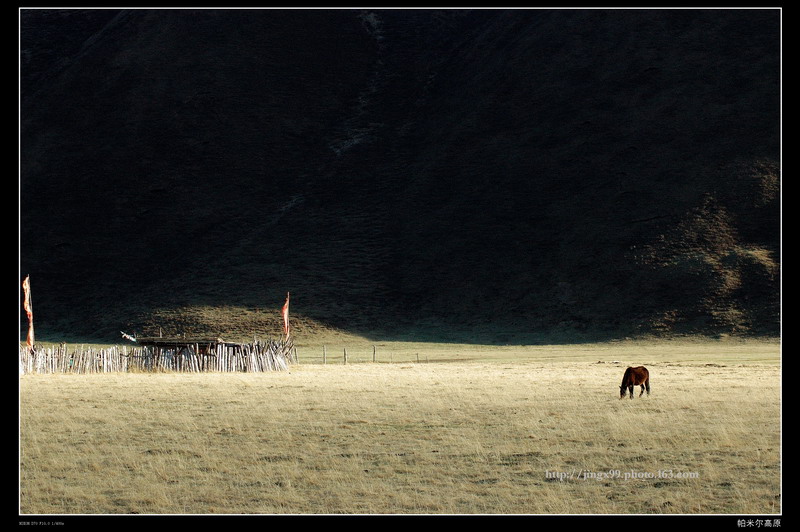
<box><xmin>19</xmin><ymin>339</ymin><xmax>781</xmax><ymax>515</ymax></box>
<box><xmin>19</xmin><ymin>337</ymin><xmax>294</xmax><ymax>374</ymax></box>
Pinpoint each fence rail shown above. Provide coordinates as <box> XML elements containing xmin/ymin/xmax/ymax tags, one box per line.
<box><xmin>298</xmin><ymin>345</ymin><xmax>430</xmax><ymax>365</ymax></box>
<box><xmin>19</xmin><ymin>340</ymin><xmax>294</xmax><ymax>375</ymax></box>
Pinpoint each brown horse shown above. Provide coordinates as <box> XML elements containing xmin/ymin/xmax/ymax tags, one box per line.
<box><xmin>619</xmin><ymin>366</ymin><xmax>650</xmax><ymax>399</ymax></box>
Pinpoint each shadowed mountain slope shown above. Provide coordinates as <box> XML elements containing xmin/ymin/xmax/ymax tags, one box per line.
<box><xmin>20</xmin><ymin>9</ymin><xmax>780</xmax><ymax>343</ymax></box>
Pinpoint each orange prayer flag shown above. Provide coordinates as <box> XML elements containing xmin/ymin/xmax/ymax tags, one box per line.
<box><xmin>22</xmin><ymin>275</ymin><xmax>34</xmax><ymax>348</ymax></box>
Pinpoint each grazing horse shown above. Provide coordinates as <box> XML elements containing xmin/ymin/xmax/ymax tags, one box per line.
<box><xmin>619</xmin><ymin>366</ymin><xmax>650</xmax><ymax>399</ymax></box>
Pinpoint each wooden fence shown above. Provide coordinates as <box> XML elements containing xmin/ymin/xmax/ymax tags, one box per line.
<box><xmin>19</xmin><ymin>340</ymin><xmax>294</xmax><ymax>375</ymax></box>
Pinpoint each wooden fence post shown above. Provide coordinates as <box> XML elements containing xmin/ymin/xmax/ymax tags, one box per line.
<box><xmin>323</xmin><ymin>345</ymin><xmax>327</xmax><ymax>365</ymax></box>
<box><xmin>343</xmin><ymin>347</ymin><xmax>348</xmax><ymax>365</ymax></box>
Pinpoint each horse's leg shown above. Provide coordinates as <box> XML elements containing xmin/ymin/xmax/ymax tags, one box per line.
<box><xmin>639</xmin><ymin>384</ymin><xmax>645</xmax><ymax>397</ymax></box>
<box><xmin>645</xmin><ymin>378</ymin><xmax>651</xmax><ymax>396</ymax></box>
<box><xmin>628</xmin><ymin>385</ymin><xmax>634</xmax><ymax>399</ymax></box>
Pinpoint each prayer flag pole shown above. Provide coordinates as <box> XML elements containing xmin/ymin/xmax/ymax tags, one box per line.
<box><xmin>22</xmin><ymin>275</ymin><xmax>34</xmax><ymax>349</ymax></box>
<box><xmin>282</xmin><ymin>292</ymin><xmax>290</xmax><ymax>340</ymax></box>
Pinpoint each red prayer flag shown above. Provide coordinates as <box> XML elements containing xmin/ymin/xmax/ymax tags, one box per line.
<box><xmin>282</xmin><ymin>292</ymin><xmax>290</xmax><ymax>338</ymax></box>
<box><xmin>22</xmin><ymin>275</ymin><xmax>34</xmax><ymax>348</ymax></box>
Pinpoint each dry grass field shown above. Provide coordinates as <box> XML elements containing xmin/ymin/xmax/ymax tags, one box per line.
<box><xmin>19</xmin><ymin>339</ymin><xmax>780</xmax><ymax>515</ymax></box>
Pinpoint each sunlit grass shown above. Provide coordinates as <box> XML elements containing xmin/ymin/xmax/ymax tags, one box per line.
<box><xmin>19</xmin><ymin>340</ymin><xmax>780</xmax><ymax>514</ymax></box>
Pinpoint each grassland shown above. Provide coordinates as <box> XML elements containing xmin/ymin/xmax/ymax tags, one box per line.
<box><xmin>19</xmin><ymin>338</ymin><xmax>780</xmax><ymax>515</ymax></box>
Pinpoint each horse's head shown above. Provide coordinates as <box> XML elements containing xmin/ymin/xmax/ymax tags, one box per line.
<box><xmin>619</xmin><ymin>385</ymin><xmax>627</xmax><ymax>399</ymax></box>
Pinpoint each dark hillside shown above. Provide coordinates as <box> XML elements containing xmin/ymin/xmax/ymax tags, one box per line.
<box><xmin>20</xmin><ymin>9</ymin><xmax>780</xmax><ymax>343</ymax></box>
